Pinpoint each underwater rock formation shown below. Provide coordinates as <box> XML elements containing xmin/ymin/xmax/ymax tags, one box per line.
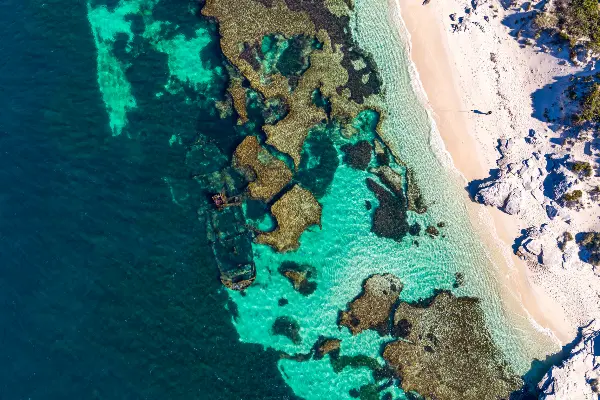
<box><xmin>227</xmin><ymin>75</ymin><xmax>249</xmax><ymax>124</ymax></box>
<box><xmin>341</xmin><ymin>140</ymin><xmax>372</xmax><ymax>170</ymax></box>
<box><xmin>256</xmin><ymin>185</ymin><xmax>322</xmax><ymax>252</ymax></box>
<box><xmin>339</xmin><ymin>274</ymin><xmax>403</xmax><ymax>335</ymax></box>
<box><xmin>278</xmin><ymin>261</ymin><xmax>317</xmax><ymax>295</ymax></box>
<box><xmin>202</xmin><ymin>0</ymin><xmax>383</xmax><ymax>168</ymax></box>
<box><xmin>272</xmin><ymin>315</ymin><xmax>302</xmax><ymax>344</ymax></box>
<box><xmin>538</xmin><ymin>319</ymin><xmax>600</xmax><ymax>399</ymax></box>
<box><xmin>425</xmin><ymin>225</ymin><xmax>439</xmax><ymax>237</ymax></box>
<box><xmin>366</xmin><ymin>178</ymin><xmax>410</xmax><ymax>241</ymax></box>
<box><xmin>233</xmin><ymin>135</ymin><xmax>292</xmax><ymax>202</ymax></box>
<box><xmin>370</xmin><ymin>165</ymin><xmax>403</xmax><ymax>197</ymax></box>
<box><xmin>312</xmin><ymin>336</ymin><xmax>341</xmax><ymax>360</ymax></box>
<box><xmin>405</xmin><ymin>168</ymin><xmax>427</xmax><ymax>214</ymax></box>
<box><xmin>383</xmin><ymin>291</ymin><xmax>522</xmax><ymax>400</ymax></box>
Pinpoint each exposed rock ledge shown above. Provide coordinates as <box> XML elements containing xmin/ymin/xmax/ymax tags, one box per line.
<box><xmin>538</xmin><ymin>319</ymin><xmax>600</xmax><ymax>399</ymax></box>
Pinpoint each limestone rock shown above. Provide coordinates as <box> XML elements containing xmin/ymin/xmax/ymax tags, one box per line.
<box><xmin>538</xmin><ymin>320</ymin><xmax>600</xmax><ymax>399</ymax></box>
<box><xmin>474</xmin><ymin>176</ymin><xmax>515</xmax><ymax>209</ymax></box>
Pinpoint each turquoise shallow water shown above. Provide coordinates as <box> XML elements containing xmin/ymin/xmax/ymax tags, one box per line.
<box><xmin>79</xmin><ymin>0</ymin><xmax>554</xmax><ymax>398</ymax></box>
<box><xmin>226</xmin><ymin>0</ymin><xmax>555</xmax><ymax>398</ymax></box>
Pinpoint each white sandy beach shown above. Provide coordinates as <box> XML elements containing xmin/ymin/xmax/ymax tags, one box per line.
<box><xmin>394</xmin><ymin>0</ymin><xmax>584</xmax><ymax>343</ymax></box>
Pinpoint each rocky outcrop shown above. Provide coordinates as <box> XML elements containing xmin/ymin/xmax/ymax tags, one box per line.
<box><xmin>256</xmin><ymin>185</ymin><xmax>322</xmax><ymax>252</ymax></box>
<box><xmin>538</xmin><ymin>320</ymin><xmax>600</xmax><ymax>399</ymax></box>
<box><xmin>338</xmin><ymin>274</ymin><xmax>403</xmax><ymax>335</ymax></box>
<box><xmin>233</xmin><ymin>135</ymin><xmax>292</xmax><ymax>202</ymax></box>
<box><xmin>383</xmin><ymin>291</ymin><xmax>522</xmax><ymax>400</ymax></box>
<box><xmin>313</xmin><ymin>337</ymin><xmax>342</xmax><ymax>360</ymax></box>
<box><xmin>278</xmin><ymin>261</ymin><xmax>317</xmax><ymax>295</ymax></box>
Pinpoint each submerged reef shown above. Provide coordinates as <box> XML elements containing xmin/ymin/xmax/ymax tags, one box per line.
<box><xmin>383</xmin><ymin>291</ymin><xmax>522</xmax><ymax>400</ymax></box>
<box><xmin>202</xmin><ymin>0</ymin><xmax>425</xmax><ymax>258</ymax></box>
<box><xmin>335</xmin><ymin>274</ymin><xmax>521</xmax><ymax>399</ymax></box>
<box><xmin>341</xmin><ymin>140</ymin><xmax>373</xmax><ymax>170</ymax></box>
<box><xmin>338</xmin><ymin>274</ymin><xmax>403</xmax><ymax>335</ymax></box>
<box><xmin>278</xmin><ymin>261</ymin><xmax>317</xmax><ymax>295</ymax></box>
<box><xmin>201</xmin><ymin>0</ymin><xmax>383</xmax><ymax>167</ymax></box>
<box><xmin>255</xmin><ymin>185</ymin><xmax>322</xmax><ymax>252</ymax></box>
<box><xmin>366</xmin><ymin>178</ymin><xmax>410</xmax><ymax>241</ymax></box>
<box><xmin>272</xmin><ymin>315</ymin><xmax>302</xmax><ymax>344</ymax></box>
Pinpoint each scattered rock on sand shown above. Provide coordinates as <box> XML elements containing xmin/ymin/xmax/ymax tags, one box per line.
<box><xmin>339</xmin><ymin>274</ymin><xmax>403</xmax><ymax>335</ymax></box>
<box><xmin>426</xmin><ymin>225</ymin><xmax>439</xmax><ymax>237</ymax></box>
<box><xmin>278</xmin><ymin>261</ymin><xmax>317</xmax><ymax>295</ymax></box>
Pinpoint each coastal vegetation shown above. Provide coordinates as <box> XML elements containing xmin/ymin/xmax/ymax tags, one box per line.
<box><xmin>555</xmin><ymin>0</ymin><xmax>600</xmax><ymax>51</ymax></box>
<box><xmin>562</xmin><ymin>189</ymin><xmax>583</xmax><ymax>207</ymax></box>
<box><xmin>570</xmin><ymin>160</ymin><xmax>593</xmax><ymax>177</ymax></box>
<box><xmin>576</xmin><ymin>83</ymin><xmax>600</xmax><ymax>123</ymax></box>
<box><xmin>577</xmin><ymin>231</ymin><xmax>600</xmax><ymax>265</ymax></box>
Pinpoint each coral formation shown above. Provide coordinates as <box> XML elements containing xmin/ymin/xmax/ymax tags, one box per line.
<box><xmin>338</xmin><ymin>274</ymin><xmax>403</xmax><ymax>335</ymax></box>
<box><xmin>202</xmin><ymin>0</ymin><xmax>383</xmax><ymax>167</ymax></box>
<box><xmin>233</xmin><ymin>135</ymin><xmax>292</xmax><ymax>202</ymax></box>
<box><xmin>383</xmin><ymin>291</ymin><xmax>522</xmax><ymax>400</ymax></box>
<box><xmin>256</xmin><ymin>185</ymin><xmax>322</xmax><ymax>252</ymax></box>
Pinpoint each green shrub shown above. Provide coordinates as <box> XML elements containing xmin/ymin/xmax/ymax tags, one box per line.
<box><xmin>579</xmin><ymin>231</ymin><xmax>600</xmax><ymax>249</ymax></box>
<box><xmin>577</xmin><ymin>232</ymin><xmax>600</xmax><ymax>265</ymax></box>
<box><xmin>577</xmin><ymin>84</ymin><xmax>600</xmax><ymax>123</ymax></box>
<box><xmin>556</xmin><ymin>0</ymin><xmax>600</xmax><ymax>51</ymax></box>
<box><xmin>570</xmin><ymin>161</ymin><xmax>593</xmax><ymax>176</ymax></box>
<box><xmin>564</xmin><ymin>231</ymin><xmax>574</xmax><ymax>241</ymax></box>
<box><xmin>535</xmin><ymin>12</ymin><xmax>559</xmax><ymax>29</ymax></box>
<box><xmin>563</xmin><ymin>189</ymin><xmax>583</xmax><ymax>202</ymax></box>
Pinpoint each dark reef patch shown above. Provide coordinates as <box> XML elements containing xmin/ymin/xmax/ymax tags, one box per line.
<box><xmin>366</xmin><ymin>178</ymin><xmax>409</xmax><ymax>241</ymax></box>
<box><xmin>341</xmin><ymin>140</ymin><xmax>372</xmax><ymax>170</ymax></box>
<box><xmin>272</xmin><ymin>316</ymin><xmax>302</xmax><ymax>344</ymax></box>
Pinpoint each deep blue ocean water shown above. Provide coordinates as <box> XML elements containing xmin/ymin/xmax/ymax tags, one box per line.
<box><xmin>0</xmin><ymin>1</ymin><xmax>297</xmax><ymax>398</ymax></box>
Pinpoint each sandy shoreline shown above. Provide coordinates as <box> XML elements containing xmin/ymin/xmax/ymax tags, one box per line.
<box><xmin>393</xmin><ymin>0</ymin><xmax>575</xmax><ymax>343</ymax></box>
